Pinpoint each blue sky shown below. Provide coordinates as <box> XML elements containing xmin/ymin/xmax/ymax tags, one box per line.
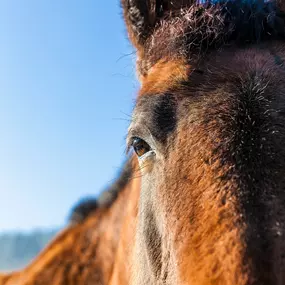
<box><xmin>0</xmin><ymin>1</ymin><xmax>138</xmax><ymax>231</ymax></box>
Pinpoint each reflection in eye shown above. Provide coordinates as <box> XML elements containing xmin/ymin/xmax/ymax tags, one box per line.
<box><xmin>131</xmin><ymin>137</ymin><xmax>151</xmax><ymax>158</ymax></box>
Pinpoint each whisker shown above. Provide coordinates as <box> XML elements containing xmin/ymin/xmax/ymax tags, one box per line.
<box><xmin>116</xmin><ymin>51</ymin><xmax>136</xmax><ymax>63</ymax></box>
<box><xmin>119</xmin><ymin>111</ymin><xmax>133</xmax><ymax>118</ymax></box>
<box><xmin>111</xmin><ymin>118</ymin><xmax>132</xmax><ymax>122</ymax></box>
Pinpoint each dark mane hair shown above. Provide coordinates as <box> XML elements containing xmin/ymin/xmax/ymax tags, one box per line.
<box><xmin>144</xmin><ymin>0</ymin><xmax>285</xmax><ymax>71</ymax></box>
<box><xmin>69</xmin><ymin>159</ymin><xmax>133</xmax><ymax>224</ymax></box>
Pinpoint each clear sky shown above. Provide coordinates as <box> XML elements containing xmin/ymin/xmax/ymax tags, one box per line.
<box><xmin>0</xmin><ymin>1</ymin><xmax>139</xmax><ymax>231</ymax></box>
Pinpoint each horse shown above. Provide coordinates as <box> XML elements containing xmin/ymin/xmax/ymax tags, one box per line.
<box><xmin>1</xmin><ymin>0</ymin><xmax>285</xmax><ymax>284</ymax></box>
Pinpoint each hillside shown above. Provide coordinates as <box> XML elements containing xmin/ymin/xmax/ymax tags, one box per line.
<box><xmin>0</xmin><ymin>230</ymin><xmax>57</xmax><ymax>272</ymax></box>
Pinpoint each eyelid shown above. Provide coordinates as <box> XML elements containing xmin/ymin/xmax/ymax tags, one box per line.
<box><xmin>126</xmin><ymin>125</ymin><xmax>146</xmax><ymax>151</ymax></box>
<box><xmin>138</xmin><ymin>149</ymin><xmax>156</xmax><ymax>160</ymax></box>
<box><xmin>126</xmin><ymin>136</ymin><xmax>137</xmax><ymax>154</ymax></box>
<box><xmin>126</xmin><ymin>129</ymin><xmax>138</xmax><ymax>153</ymax></box>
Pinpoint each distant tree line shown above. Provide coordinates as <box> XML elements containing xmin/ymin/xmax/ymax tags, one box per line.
<box><xmin>0</xmin><ymin>230</ymin><xmax>57</xmax><ymax>271</ymax></box>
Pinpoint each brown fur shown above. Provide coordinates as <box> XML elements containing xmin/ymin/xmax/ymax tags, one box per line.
<box><xmin>124</xmin><ymin>0</ymin><xmax>285</xmax><ymax>285</ymax></box>
<box><xmin>130</xmin><ymin>44</ymin><xmax>285</xmax><ymax>285</ymax></box>
<box><xmin>139</xmin><ymin>59</ymin><xmax>190</xmax><ymax>95</ymax></box>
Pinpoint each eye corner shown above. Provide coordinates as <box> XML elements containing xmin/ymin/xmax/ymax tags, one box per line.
<box><xmin>126</xmin><ymin>135</ymin><xmax>137</xmax><ymax>154</ymax></box>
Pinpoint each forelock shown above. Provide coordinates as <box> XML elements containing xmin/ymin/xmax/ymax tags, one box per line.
<box><xmin>138</xmin><ymin>0</ymin><xmax>285</xmax><ymax>75</ymax></box>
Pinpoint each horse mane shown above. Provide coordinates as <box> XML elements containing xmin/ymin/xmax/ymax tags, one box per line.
<box><xmin>69</xmin><ymin>158</ymin><xmax>133</xmax><ymax>224</ymax></box>
<box><xmin>142</xmin><ymin>0</ymin><xmax>285</xmax><ymax>73</ymax></box>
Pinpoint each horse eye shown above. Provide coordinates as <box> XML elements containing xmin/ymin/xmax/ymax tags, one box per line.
<box><xmin>131</xmin><ymin>137</ymin><xmax>151</xmax><ymax>157</ymax></box>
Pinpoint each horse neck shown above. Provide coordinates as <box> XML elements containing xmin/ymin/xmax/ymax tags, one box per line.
<box><xmin>0</xmin><ymin>173</ymin><xmax>140</xmax><ymax>285</ymax></box>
